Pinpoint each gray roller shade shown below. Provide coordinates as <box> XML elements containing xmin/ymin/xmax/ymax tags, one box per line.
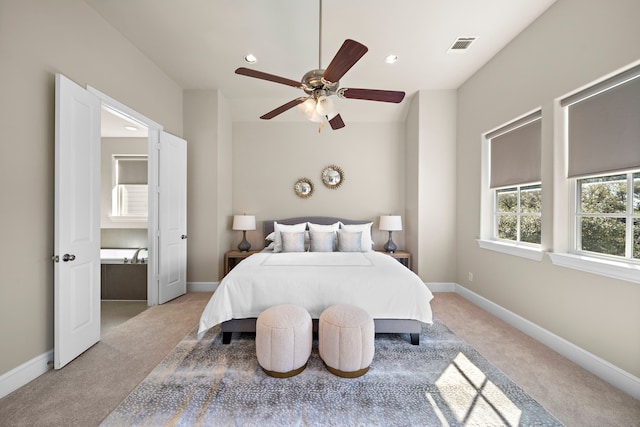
<box><xmin>562</xmin><ymin>68</ymin><xmax>640</xmax><ymax>178</ymax></box>
<box><xmin>117</xmin><ymin>157</ymin><xmax>147</xmax><ymax>184</ymax></box>
<box><xmin>488</xmin><ymin>112</ymin><xmax>541</xmax><ymax>189</ymax></box>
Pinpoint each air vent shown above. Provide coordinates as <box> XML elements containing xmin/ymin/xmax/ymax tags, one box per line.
<box><xmin>448</xmin><ymin>37</ymin><xmax>477</xmax><ymax>53</ymax></box>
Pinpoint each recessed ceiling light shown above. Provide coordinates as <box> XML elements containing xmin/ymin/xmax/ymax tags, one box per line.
<box><xmin>124</xmin><ymin>125</ymin><xmax>138</xmax><ymax>131</ymax></box>
<box><xmin>384</xmin><ymin>55</ymin><xmax>398</xmax><ymax>64</ymax></box>
<box><xmin>244</xmin><ymin>54</ymin><xmax>257</xmax><ymax>64</ymax></box>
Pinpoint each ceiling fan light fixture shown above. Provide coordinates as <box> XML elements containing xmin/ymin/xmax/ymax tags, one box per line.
<box><xmin>309</xmin><ymin>109</ymin><xmax>323</xmax><ymax>123</ymax></box>
<box><xmin>244</xmin><ymin>54</ymin><xmax>257</xmax><ymax>64</ymax></box>
<box><xmin>297</xmin><ymin>98</ymin><xmax>317</xmax><ymax>119</ymax></box>
<box><xmin>384</xmin><ymin>54</ymin><xmax>398</xmax><ymax>64</ymax></box>
<box><xmin>315</xmin><ymin>95</ymin><xmax>336</xmax><ymax>117</ymax></box>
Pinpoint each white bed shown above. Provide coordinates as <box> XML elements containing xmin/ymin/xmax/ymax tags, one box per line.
<box><xmin>197</xmin><ymin>217</ymin><xmax>434</xmax><ymax>345</ymax></box>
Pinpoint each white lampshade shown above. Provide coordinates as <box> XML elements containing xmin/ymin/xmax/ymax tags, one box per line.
<box><xmin>316</xmin><ymin>95</ymin><xmax>336</xmax><ymax>117</ymax></box>
<box><xmin>232</xmin><ymin>215</ymin><xmax>256</xmax><ymax>231</ymax></box>
<box><xmin>297</xmin><ymin>98</ymin><xmax>317</xmax><ymax>119</ymax></box>
<box><xmin>379</xmin><ymin>215</ymin><xmax>402</xmax><ymax>231</ymax></box>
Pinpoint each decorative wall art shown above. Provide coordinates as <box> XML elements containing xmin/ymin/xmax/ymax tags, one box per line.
<box><xmin>294</xmin><ymin>178</ymin><xmax>314</xmax><ymax>198</ymax></box>
<box><xmin>321</xmin><ymin>165</ymin><xmax>344</xmax><ymax>189</ymax></box>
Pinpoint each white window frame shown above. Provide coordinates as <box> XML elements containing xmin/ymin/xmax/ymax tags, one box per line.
<box><xmin>494</xmin><ymin>183</ymin><xmax>542</xmax><ymax>245</ymax></box>
<box><xmin>571</xmin><ymin>171</ymin><xmax>639</xmax><ymax>262</ymax></box>
<box><xmin>550</xmin><ymin>62</ymin><xmax>640</xmax><ymax>284</ymax></box>
<box><xmin>478</xmin><ymin>111</ymin><xmax>544</xmax><ymax>261</ymax></box>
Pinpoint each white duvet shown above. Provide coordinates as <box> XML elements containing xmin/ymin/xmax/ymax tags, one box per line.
<box><xmin>197</xmin><ymin>251</ymin><xmax>434</xmax><ymax>340</ymax></box>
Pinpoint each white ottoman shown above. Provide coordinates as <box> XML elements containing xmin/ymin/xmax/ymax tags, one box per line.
<box><xmin>319</xmin><ymin>304</ymin><xmax>375</xmax><ymax>378</ymax></box>
<box><xmin>256</xmin><ymin>304</ymin><xmax>312</xmax><ymax>378</ymax></box>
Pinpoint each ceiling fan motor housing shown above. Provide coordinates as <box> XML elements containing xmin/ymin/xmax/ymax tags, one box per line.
<box><xmin>302</xmin><ymin>69</ymin><xmax>339</xmax><ymax>96</ymax></box>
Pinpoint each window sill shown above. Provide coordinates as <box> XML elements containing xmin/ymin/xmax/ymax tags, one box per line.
<box><xmin>477</xmin><ymin>239</ymin><xmax>544</xmax><ymax>261</ymax></box>
<box><xmin>109</xmin><ymin>216</ymin><xmax>148</xmax><ymax>223</ymax></box>
<box><xmin>548</xmin><ymin>253</ymin><xmax>640</xmax><ymax>284</ymax></box>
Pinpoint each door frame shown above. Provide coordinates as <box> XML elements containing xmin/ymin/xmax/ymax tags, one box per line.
<box><xmin>87</xmin><ymin>86</ymin><xmax>162</xmax><ymax>306</ymax></box>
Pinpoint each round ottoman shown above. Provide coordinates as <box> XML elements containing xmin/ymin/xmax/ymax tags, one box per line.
<box><xmin>319</xmin><ymin>304</ymin><xmax>375</xmax><ymax>378</ymax></box>
<box><xmin>256</xmin><ymin>304</ymin><xmax>312</xmax><ymax>378</ymax></box>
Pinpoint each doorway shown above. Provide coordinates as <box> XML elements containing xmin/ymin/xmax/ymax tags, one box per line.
<box><xmin>55</xmin><ymin>74</ymin><xmax>187</xmax><ymax>368</ymax></box>
<box><xmin>99</xmin><ymin>104</ymin><xmax>150</xmax><ymax>332</ymax></box>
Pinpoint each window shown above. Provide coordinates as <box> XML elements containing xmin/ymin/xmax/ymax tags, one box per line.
<box><xmin>479</xmin><ymin>110</ymin><xmax>543</xmax><ymax>259</ymax></box>
<box><xmin>575</xmin><ymin>171</ymin><xmax>639</xmax><ymax>261</ymax></box>
<box><xmin>111</xmin><ymin>155</ymin><xmax>148</xmax><ymax>219</ymax></box>
<box><xmin>550</xmin><ymin>63</ymin><xmax>640</xmax><ymax>282</ymax></box>
<box><xmin>496</xmin><ymin>184</ymin><xmax>542</xmax><ymax>244</ymax></box>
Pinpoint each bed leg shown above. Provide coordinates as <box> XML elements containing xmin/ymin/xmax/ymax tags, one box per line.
<box><xmin>410</xmin><ymin>333</ymin><xmax>420</xmax><ymax>345</ymax></box>
<box><xmin>222</xmin><ymin>332</ymin><xmax>232</xmax><ymax>344</ymax></box>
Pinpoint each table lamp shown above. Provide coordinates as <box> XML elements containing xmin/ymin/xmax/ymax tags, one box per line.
<box><xmin>233</xmin><ymin>215</ymin><xmax>256</xmax><ymax>252</ymax></box>
<box><xmin>379</xmin><ymin>215</ymin><xmax>402</xmax><ymax>253</ymax></box>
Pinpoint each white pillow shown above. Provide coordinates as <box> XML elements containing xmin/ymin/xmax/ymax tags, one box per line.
<box><xmin>307</xmin><ymin>222</ymin><xmax>340</xmax><ymax>232</ymax></box>
<box><xmin>308</xmin><ymin>222</ymin><xmax>340</xmax><ymax>250</ymax></box>
<box><xmin>273</xmin><ymin>221</ymin><xmax>307</xmax><ymax>253</ymax></box>
<box><xmin>337</xmin><ymin>230</ymin><xmax>362</xmax><ymax>252</ymax></box>
<box><xmin>309</xmin><ymin>231</ymin><xmax>335</xmax><ymax>252</ymax></box>
<box><xmin>339</xmin><ymin>222</ymin><xmax>373</xmax><ymax>252</ymax></box>
<box><xmin>281</xmin><ymin>231</ymin><xmax>306</xmax><ymax>252</ymax></box>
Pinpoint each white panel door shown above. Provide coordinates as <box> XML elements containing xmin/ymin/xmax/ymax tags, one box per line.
<box><xmin>158</xmin><ymin>132</ymin><xmax>187</xmax><ymax>303</ymax></box>
<box><xmin>54</xmin><ymin>74</ymin><xmax>101</xmax><ymax>369</ymax></box>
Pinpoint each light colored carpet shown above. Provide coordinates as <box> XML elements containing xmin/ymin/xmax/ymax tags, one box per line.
<box><xmin>0</xmin><ymin>292</ymin><xmax>637</xmax><ymax>426</ymax></box>
<box><xmin>101</xmin><ymin>320</ymin><xmax>563</xmax><ymax>426</ymax></box>
<box><xmin>101</xmin><ymin>300</ymin><xmax>148</xmax><ymax>335</ymax></box>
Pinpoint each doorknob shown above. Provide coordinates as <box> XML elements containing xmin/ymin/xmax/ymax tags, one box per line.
<box><xmin>62</xmin><ymin>254</ymin><xmax>76</xmax><ymax>262</ymax></box>
<box><xmin>181</xmin><ymin>234</ymin><xmax>188</xmax><ymax>239</ymax></box>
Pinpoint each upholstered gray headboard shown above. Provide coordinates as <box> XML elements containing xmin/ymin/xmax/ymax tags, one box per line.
<box><xmin>263</xmin><ymin>216</ymin><xmax>371</xmax><ymax>240</ymax></box>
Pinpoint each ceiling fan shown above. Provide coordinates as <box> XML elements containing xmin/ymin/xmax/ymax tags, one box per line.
<box><xmin>234</xmin><ymin>3</ymin><xmax>405</xmax><ymax>130</ymax></box>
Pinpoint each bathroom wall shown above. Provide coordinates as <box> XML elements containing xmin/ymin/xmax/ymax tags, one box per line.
<box><xmin>100</xmin><ymin>228</ymin><xmax>148</xmax><ymax>249</ymax></box>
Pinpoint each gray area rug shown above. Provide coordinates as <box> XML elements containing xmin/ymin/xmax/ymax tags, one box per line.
<box><xmin>101</xmin><ymin>319</ymin><xmax>563</xmax><ymax>426</ymax></box>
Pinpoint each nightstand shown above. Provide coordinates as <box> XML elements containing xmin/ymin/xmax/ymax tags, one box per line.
<box><xmin>377</xmin><ymin>250</ymin><xmax>412</xmax><ymax>270</ymax></box>
<box><xmin>224</xmin><ymin>250</ymin><xmax>260</xmax><ymax>276</ymax></box>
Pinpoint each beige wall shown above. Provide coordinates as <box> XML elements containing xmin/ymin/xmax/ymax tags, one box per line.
<box><xmin>0</xmin><ymin>0</ymin><xmax>182</xmax><ymax>375</ymax></box>
<box><xmin>405</xmin><ymin>91</ymin><xmax>457</xmax><ymax>281</ymax></box>
<box><xmin>456</xmin><ymin>0</ymin><xmax>640</xmax><ymax>376</ymax></box>
<box><xmin>231</xmin><ymin>121</ymin><xmax>407</xmax><ymax>253</ymax></box>
<box><xmin>183</xmin><ymin>90</ymin><xmax>233</xmax><ymax>282</ymax></box>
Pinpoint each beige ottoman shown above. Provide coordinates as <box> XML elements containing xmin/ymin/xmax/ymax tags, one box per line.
<box><xmin>319</xmin><ymin>304</ymin><xmax>375</xmax><ymax>378</ymax></box>
<box><xmin>256</xmin><ymin>304</ymin><xmax>312</xmax><ymax>378</ymax></box>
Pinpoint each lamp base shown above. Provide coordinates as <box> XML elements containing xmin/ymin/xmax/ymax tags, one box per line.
<box><xmin>238</xmin><ymin>231</ymin><xmax>251</xmax><ymax>252</ymax></box>
<box><xmin>383</xmin><ymin>231</ymin><xmax>397</xmax><ymax>253</ymax></box>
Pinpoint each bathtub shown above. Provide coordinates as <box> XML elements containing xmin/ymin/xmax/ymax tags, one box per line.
<box><xmin>101</xmin><ymin>249</ymin><xmax>148</xmax><ymax>300</ymax></box>
<box><xmin>100</xmin><ymin>248</ymin><xmax>148</xmax><ymax>264</ymax></box>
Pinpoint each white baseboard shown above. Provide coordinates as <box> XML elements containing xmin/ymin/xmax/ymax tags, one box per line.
<box><xmin>0</xmin><ymin>350</ymin><xmax>52</xmax><ymax>399</ymax></box>
<box><xmin>454</xmin><ymin>283</ymin><xmax>640</xmax><ymax>400</ymax></box>
<box><xmin>187</xmin><ymin>282</ymin><xmax>218</xmax><ymax>292</ymax></box>
<box><xmin>426</xmin><ymin>282</ymin><xmax>457</xmax><ymax>292</ymax></box>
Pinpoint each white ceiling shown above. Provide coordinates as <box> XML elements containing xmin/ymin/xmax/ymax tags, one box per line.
<box><xmin>86</xmin><ymin>0</ymin><xmax>557</xmax><ymax>127</ymax></box>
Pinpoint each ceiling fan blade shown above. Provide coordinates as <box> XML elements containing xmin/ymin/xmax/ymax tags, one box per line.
<box><xmin>260</xmin><ymin>98</ymin><xmax>306</xmax><ymax>120</ymax></box>
<box><xmin>340</xmin><ymin>88</ymin><xmax>405</xmax><ymax>103</ymax></box>
<box><xmin>235</xmin><ymin>67</ymin><xmax>302</xmax><ymax>89</ymax></box>
<box><xmin>322</xmin><ymin>39</ymin><xmax>368</xmax><ymax>84</ymax></box>
<box><xmin>328</xmin><ymin>114</ymin><xmax>345</xmax><ymax>130</ymax></box>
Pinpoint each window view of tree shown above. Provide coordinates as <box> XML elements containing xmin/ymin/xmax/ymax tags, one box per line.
<box><xmin>496</xmin><ymin>184</ymin><xmax>541</xmax><ymax>244</ymax></box>
<box><xmin>577</xmin><ymin>171</ymin><xmax>640</xmax><ymax>260</ymax></box>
